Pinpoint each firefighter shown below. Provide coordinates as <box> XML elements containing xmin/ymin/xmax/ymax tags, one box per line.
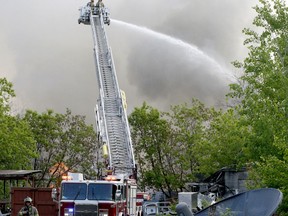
<box><xmin>18</xmin><ymin>197</ymin><xmax>39</xmax><ymax>216</ymax></box>
<box><xmin>90</xmin><ymin>0</ymin><xmax>95</xmax><ymax>13</ymax></box>
<box><xmin>96</xmin><ymin>0</ymin><xmax>104</xmax><ymax>8</ymax></box>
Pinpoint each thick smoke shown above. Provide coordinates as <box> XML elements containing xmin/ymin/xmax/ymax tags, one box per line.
<box><xmin>0</xmin><ymin>0</ymin><xmax>257</xmax><ymax>124</ymax></box>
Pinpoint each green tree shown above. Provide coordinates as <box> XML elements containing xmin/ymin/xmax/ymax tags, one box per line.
<box><xmin>229</xmin><ymin>0</ymin><xmax>288</xmax><ymax>214</ymax></box>
<box><xmin>23</xmin><ymin>109</ymin><xmax>98</xmax><ymax>187</ymax></box>
<box><xmin>0</xmin><ymin>78</ymin><xmax>36</xmax><ymax>170</ymax></box>
<box><xmin>129</xmin><ymin>102</ymin><xmax>183</xmax><ymax>198</ymax></box>
<box><xmin>167</xmin><ymin>99</ymin><xmax>220</xmax><ymax>181</ymax></box>
<box><xmin>129</xmin><ymin>100</ymin><xmax>222</xmax><ymax>197</ymax></box>
<box><xmin>0</xmin><ymin>77</ymin><xmax>15</xmax><ymax>114</ymax></box>
<box><xmin>196</xmin><ymin>109</ymin><xmax>249</xmax><ymax>176</ymax></box>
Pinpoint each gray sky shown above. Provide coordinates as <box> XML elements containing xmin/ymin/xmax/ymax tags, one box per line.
<box><xmin>0</xmin><ymin>0</ymin><xmax>257</xmax><ymax>124</ymax></box>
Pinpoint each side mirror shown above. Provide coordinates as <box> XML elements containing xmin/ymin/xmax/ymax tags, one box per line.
<box><xmin>115</xmin><ymin>190</ymin><xmax>121</xmax><ymax>200</ymax></box>
<box><xmin>51</xmin><ymin>188</ymin><xmax>58</xmax><ymax>202</ymax></box>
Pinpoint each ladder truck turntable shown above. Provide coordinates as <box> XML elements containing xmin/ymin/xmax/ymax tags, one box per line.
<box><xmin>52</xmin><ymin>1</ymin><xmax>140</xmax><ymax>216</ymax></box>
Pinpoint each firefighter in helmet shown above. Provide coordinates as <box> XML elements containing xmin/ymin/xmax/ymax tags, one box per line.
<box><xmin>96</xmin><ymin>0</ymin><xmax>104</xmax><ymax>8</ymax></box>
<box><xmin>18</xmin><ymin>197</ymin><xmax>39</xmax><ymax>216</ymax></box>
<box><xmin>90</xmin><ymin>0</ymin><xmax>95</xmax><ymax>13</ymax></box>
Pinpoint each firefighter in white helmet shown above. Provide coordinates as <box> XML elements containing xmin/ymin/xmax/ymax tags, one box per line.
<box><xmin>18</xmin><ymin>197</ymin><xmax>39</xmax><ymax>216</ymax></box>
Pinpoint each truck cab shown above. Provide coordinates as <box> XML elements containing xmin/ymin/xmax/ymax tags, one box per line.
<box><xmin>52</xmin><ymin>174</ymin><xmax>138</xmax><ymax>216</ymax></box>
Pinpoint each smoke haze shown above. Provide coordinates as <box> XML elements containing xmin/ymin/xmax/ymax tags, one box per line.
<box><xmin>0</xmin><ymin>0</ymin><xmax>257</xmax><ymax>124</ymax></box>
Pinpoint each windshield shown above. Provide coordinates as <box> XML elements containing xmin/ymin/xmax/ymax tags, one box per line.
<box><xmin>88</xmin><ymin>183</ymin><xmax>117</xmax><ymax>200</ymax></box>
<box><xmin>61</xmin><ymin>183</ymin><xmax>87</xmax><ymax>200</ymax></box>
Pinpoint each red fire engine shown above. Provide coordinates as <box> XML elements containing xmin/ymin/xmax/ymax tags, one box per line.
<box><xmin>52</xmin><ymin>173</ymin><xmax>139</xmax><ymax>216</ymax></box>
<box><xmin>52</xmin><ymin>1</ymin><xmax>139</xmax><ymax>216</ymax></box>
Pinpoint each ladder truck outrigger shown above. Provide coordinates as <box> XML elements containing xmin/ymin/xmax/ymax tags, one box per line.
<box><xmin>52</xmin><ymin>1</ymin><xmax>140</xmax><ymax>216</ymax></box>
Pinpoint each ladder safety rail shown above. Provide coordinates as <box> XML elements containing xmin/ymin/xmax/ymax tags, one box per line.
<box><xmin>79</xmin><ymin>3</ymin><xmax>136</xmax><ymax>177</ymax></box>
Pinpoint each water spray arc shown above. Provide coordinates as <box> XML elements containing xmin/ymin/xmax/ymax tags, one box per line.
<box><xmin>111</xmin><ymin>19</ymin><xmax>236</xmax><ymax>82</ymax></box>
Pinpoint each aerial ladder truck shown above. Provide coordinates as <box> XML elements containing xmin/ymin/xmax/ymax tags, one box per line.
<box><xmin>51</xmin><ymin>1</ymin><xmax>141</xmax><ymax>216</ymax></box>
<box><xmin>78</xmin><ymin>0</ymin><xmax>136</xmax><ymax>180</ymax></box>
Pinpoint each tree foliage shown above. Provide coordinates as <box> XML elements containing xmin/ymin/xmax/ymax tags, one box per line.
<box><xmin>23</xmin><ymin>109</ymin><xmax>98</xmax><ymax>187</ymax></box>
<box><xmin>0</xmin><ymin>78</ymin><xmax>37</xmax><ymax>170</ymax></box>
<box><xmin>196</xmin><ymin>109</ymin><xmax>249</xmax><ymax>176</ymax></box>
<box><xmin>129</xmin><ymin>103</ymin><xmax>176</xmax><ymax>197</ymax></box>
<box><xmin>129</xmin><ymin>100</ymin><xmax>228</xmax><ymax>197</ymax></box>
<box><xmin>0</xmin><ymin>77</ymin><xmax>101</xmax><ymax>188</ymax></box>
<box><xmin>229</xmin><ymin>0</ymin><xmax>288</xmax><ymax>214</ymax></box>
<box><xmin>0</xmin><ymin>78</ymin><xmax>15</xmax><ymax>114</ymax></box>
<box><xmin>166</xmin><ymin>99</ymin><xmax>220</xmax><ymax>181</ymax></box>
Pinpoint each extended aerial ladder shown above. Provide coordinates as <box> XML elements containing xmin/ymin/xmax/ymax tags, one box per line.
<box><xmin>50</xmin><ymin>4</ymin><xmax>138</xmax><ymax>216</ymax></box>
<box><xmin>79</xmin><ymin>1</ymin><xmax>136</xmax><ymax>178</ymax></box>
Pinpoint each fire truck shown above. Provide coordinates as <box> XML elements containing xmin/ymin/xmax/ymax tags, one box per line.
<box><xmin>52</xmin><ymin>173</ymin><xmax>138</xmax><ymax>216</ymax></box>
<box><xmin>52</xmin><ymin>1</ymin><xmax>139</xmax><ymax>216</ymax></box>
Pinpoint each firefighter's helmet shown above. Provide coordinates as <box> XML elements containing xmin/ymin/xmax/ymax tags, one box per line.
<box><xmin>24</xmin><ymin>197</ymin><xmax>32</xmax><ymax>203</ymax></box>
